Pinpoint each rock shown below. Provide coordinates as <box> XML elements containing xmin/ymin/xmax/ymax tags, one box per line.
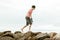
<box><xmin>53</xmin><ymin>33</ymin><xmax>60</xmax><ymax>40</ymax></box>
<box><xmin>3</xmin><ymin>31</ymin><xmax>11</xmax><ymax>34</ymax></box>
<box><xmin>1</xmin><ymin>32</ymin><xmax>14</xmax><ymax>38</ymax></box>
<box><xmin>0</xmin><ymin>31</ymin><xmax>11</xmax><ymax>36</ymax></box>
<box><xmin>22</xmin><ymin>31</ymin><xmax>34</xmax><ymax>40</ymax></box>
<box><xmin>0</xmin><ymin>31</ymin><xmax>16</xmax><ymax>40</ymax></box>
<box><xmin>0</xmin><ymin>32</ymin><xmax>3</xmax><ymax>36</ymax></box>
<box><xmin>18</xmin><ymin>31</ymin><xmax>36</xmax><ymax>40</ymax></box>
<box><xmin>0</xmin><ymin>36</ymin><xmax>15</xmax><ymax>40</ymax></box>
<box><xmin>14</xmin><ymin>31</ymin><xmax>21</xmax><ymax>34</ymax></box>
<box><xmin>0</xmin><ymin>31</ymin><xmax>60</xmax><ymax>40</ymax></box>
<box><xmin>13</xmin><ymin>31</ymin><xmax>24</xmax><ymax>40</ymax></box>
<box><xmin>33</xmin><ymin>32</ymin><xmax>42</xmax><ymax>36</ymax></box>
<box><xmin>55</xmin><ymin>38</ymin><xmax>60</xmax><ymax>40</ymax></box>
<box><xmin>33</xmin><ymin>33</ymin><xmax>50</xmax><ymax>40</ymax></box>
<box><xmin>44</xmin><ymin>38</ymin><xmax>50</xmax><ymax>40</ymax></box>
<box><xmin>49</xmin><ymin>32</ymin><xmax>57</xmax><ymax>38</ymax></box>
<box><xmin>16</xmin><ymin>31</ymin><xmax>50</xmax><ymax>40</ymax></box>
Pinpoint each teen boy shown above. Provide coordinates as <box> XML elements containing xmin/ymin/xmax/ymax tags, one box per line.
<box><xmin>21</xmin><ymin>5</ymin><xmax>36</xmax><ymax>32</ymax></box>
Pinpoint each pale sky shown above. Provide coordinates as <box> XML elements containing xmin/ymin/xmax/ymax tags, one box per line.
<box><xmin>0</xmin><ymin>0</ymin><xmax>60</xmax><ymax>33</ymax></box>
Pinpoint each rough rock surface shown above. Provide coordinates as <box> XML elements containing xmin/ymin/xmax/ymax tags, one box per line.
<box><xmin>0</xmin><ymin>31</ymin><xmax>59</xmax><ymax>40</ymax></box>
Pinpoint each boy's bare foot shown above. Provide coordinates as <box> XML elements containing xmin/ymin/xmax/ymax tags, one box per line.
<box><xmin>21</xmin><ymin>28</ymin><xmax>23</xmax><ymax>32</ymax></box>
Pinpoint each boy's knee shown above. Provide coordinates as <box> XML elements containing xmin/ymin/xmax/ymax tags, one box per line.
<box><xmin>30</xmin><ymin>24</ymin><xmax>32</xmax><ymax>25</ymax></box>
<box><xmin>26</xmin><ymin>24</ymin><xmax>29</xmax><ymax>26</ymax></box>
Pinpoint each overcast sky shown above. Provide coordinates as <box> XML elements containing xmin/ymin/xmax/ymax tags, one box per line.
<box><xmin>0</xmin><ymin>0</ymin><xmax>60</xmax><ymax>33</ymax></box>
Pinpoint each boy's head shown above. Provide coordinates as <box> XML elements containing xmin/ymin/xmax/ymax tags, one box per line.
<box><xmin>32</xmin><ymin>5</ymin><xmax>36</xmax><ymax>10</ymax></box>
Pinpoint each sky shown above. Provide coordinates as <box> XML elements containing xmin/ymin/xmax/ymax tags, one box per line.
<box><xmin>0</xmin><ymin>0</ymin><xmax>60</xmax><ymax>33</ymax></box>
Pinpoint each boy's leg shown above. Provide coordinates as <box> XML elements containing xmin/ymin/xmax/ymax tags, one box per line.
<box><xmin>29</xmin><ymin>24</ymin><xmax>32</xmax><ymax>31</ymax></box>
<box><xmin>21</xmin><ymin>25</ymin><xmax>28</xmax><ymax>32</ymax></box>
<box><xmin>21</xmin><ymin>16</ymin><xmax>29</xmax><ymax>32</ymax></box>
<box><xmin>21</xmin><ymin>21</ymin><xmax>29</xmax><ymax>32</ymax></box>
<box><xmin>29</xmin><ymin>18</ymin><xmax>33</xmax><ymax>31</ymax></box>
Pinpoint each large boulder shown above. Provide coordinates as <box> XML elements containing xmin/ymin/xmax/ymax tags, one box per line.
<box><xmin>0</xmin><ymin>36</ymin><xmax>15</xmax><ymax>40</ymax></box>
<box><xmin>49</xmin><ymin>32</ymin><xmax>57</xmax><ymax>38</ymax></box>
<box><xmin>18</xmin><ymin>31</ymin><xmax>38</xmax><ymax>40</ymax></box>
<box><xmin>14</xmin><ymin>31</ymin><xmax>24</xmax><ymax>40</ymax></box>
<box><xmin>53</xmin><ymin>33</ymin><xmax>60</xmax><ymax>40</ymax></box>
<box><xmin>33</xmin><ymin>33</ymin><xmax>50</xmax><ymax>40</ymax></box>
<box><xmin>21</xmin><ymin>31</ymin><xmax>35</xmax><ymax>40</ymax></box>
<box><xmin>1</xmin><ymin>31</ymin><xmax>14</xmax><ymax>38</ymax></box>
<box><xmin>0</xmin><ymin>31</ymin><xmax>11</xmax><ymax>37</ymax></box>
<box><xmin>48</xmin><ymin>32</ymin><xmax>57</xmax><ymax>40</ymax></box>
<box><xmin>0</xmin><ymin>31</ymin><xmax>15</xmax><ymax>40</ymax></box>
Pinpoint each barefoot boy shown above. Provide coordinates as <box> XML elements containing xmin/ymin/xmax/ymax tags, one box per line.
<box><xmin>21</xmin><ymin>5</ymin><xmax>36</xmax><ymax>32</ymax></box>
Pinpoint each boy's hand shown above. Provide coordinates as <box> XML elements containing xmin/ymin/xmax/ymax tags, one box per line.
<box><xmin>31</xmin><ymin>18</ymin><xmax>33</xmax><ymax>22</ymax></box>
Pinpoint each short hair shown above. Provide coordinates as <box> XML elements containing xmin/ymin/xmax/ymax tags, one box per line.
<box><xmin>32</xmin><ymin>5</ymin><xmax>36</xmax><ymax>9</ymax></box>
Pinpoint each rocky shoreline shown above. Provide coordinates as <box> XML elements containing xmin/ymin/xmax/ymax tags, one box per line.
<box><xmin>0</xmin><ymin>31</ymin><xmax>59</xmax><ymax>40</ymax></box>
